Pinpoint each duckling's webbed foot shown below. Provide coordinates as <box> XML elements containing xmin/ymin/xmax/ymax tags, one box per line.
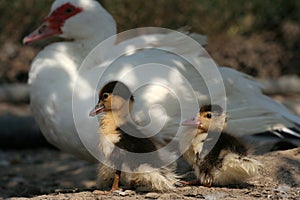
<box><xmin>200</xmin><ymin>173</ymin><xmax>213</xmax><ymax>187</ymax></box>
<box><xmin>196</xmin><ymin>161</ymin><xmax>214</xmax><ymax>187</ymax></box>
<box><xmin>175</xmin><ymin>180</ymin><xmax>200</xmax><ymax>187</ymax></box>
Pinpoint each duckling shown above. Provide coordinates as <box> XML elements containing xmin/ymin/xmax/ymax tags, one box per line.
<box><xmin>181</xmin><ymin>104</ymin><xmax>262</xmax><ymax>187</ymax></box>
<box><xmin>89</xmin><ymin>81</ymin><xmax>178</xmax><ymax>193</ymax></box>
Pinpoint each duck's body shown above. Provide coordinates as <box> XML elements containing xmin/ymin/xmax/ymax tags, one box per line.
<box><xmin>90</xmin><ymin>81</ymin><xmax>178</xmax><ymax>192</ymax></box>
<box><xmin>24</xmin><ymin>0</ymin><xmax>300</xmax><ymax>161</ymax></box>
<box><xmin>28</xmin><ymin>42</ymin><xmax>91</xmax><ymax>159</ymax></box>
<box><xmin>181</xmin><ymin>105</ymin><xmax>261</xmax><ymax>186</ymax></box>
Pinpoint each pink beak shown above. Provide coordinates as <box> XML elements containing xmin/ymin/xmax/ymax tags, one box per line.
<box><xmin>181</xmin><ymin>117</ymin><xmax>200</xmax><ymax>127</ymax></box>
<box><xmin>89</xmin><ymin>103</ymin><xmax>105</xmax><ymax>117</ymax></box>
<box><xmin>23</xmin><ymin>21</ymin><xmax>61</xmax><ymax>45</ymax></box>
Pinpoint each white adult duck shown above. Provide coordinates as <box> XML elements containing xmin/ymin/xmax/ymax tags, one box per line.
<box><xmin>24</xmin><ymin>0</ymin><xmax>300</xmax><ymax>161</ymax></box>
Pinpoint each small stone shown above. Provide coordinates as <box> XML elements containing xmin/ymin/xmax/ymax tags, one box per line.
<box><xmin>112</xmin><ymin>190</ymin><xmax>124</xmax><ymax>196</ymax></box>
<box><xmin>159</xmin><ymin>193</ymin><xmax>183</xmax><ymax>199</ymax></box>
<box><xmin>145</xmin><ymin>192</ymin><xmax>160</xmax><ymax>199</ymax></box>
<box><xmin>124</xmin><ymin>190</ymin><xmax>136</xmax><ymax>196</ymax></box>
<box><xmin>274</xmin><ymin>184</ymin><xmax>291</xmax><ymax>193</ymax></box>
<box><xmin>116</xmin><ymin>191</ymin><xmax>126</xmax><ymax>196</ymax></box>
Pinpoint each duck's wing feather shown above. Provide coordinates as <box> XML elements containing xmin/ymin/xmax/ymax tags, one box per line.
<box><xmin>79</xmin><ymin>31</ymin><xmax>300</xmax><ymax>142</ymax></box>
<box><xmin>220</xmin><ymin>67</ymin><xmax>300</xmax><ymax>138</ymax></box>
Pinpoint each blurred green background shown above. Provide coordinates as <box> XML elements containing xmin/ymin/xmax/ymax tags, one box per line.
<box><xmin>0</xmin><ymin>0</ymin><xmax>299</xmax><ymax>83</ymax></box>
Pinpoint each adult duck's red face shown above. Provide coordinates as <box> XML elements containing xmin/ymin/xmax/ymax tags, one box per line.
<box><xmin>23</xmin><ymin>2</ymin><xmax>82</xmax><ymax>44</ymax></box>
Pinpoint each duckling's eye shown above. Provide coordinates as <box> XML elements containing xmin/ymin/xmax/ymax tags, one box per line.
<box><xmin>65</xmin><ymin>7</ymin><xmax>74</xmax><ymax>13</ymax></box>
<box><xmin>102</xmin><ymin>93</ymin><xmax>109</xmax><ymax>100</ymax></box>
<box><xmin>206</xmin><ymin>113</ymin><xmax>212</xmax><ymax>119</ymax></box>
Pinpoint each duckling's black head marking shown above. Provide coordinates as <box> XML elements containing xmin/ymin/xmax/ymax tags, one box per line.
<box><xmin>89</xmin><ymin>81</ymin><xmax>134</xmax><ymax>116</ymax></box>
<box><xmin>200</xmin><ymin>104</ymin><xmax>223</xmax><ymax>116</ymax></box>
<box><xmin>197</xmin><ymin>104</ymin><xmax>227</xmax><ymax>131</ymax></box>
<box><xmin>99</xmin><ymin>81</ymin><xmax>134</xmax><ymax>102</ymax></box>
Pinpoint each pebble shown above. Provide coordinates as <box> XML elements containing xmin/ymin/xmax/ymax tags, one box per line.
<box><xmin>274</xmin><ymin>184</ymin><xmax>291</xmax><ymax>193</ymax></box>
<box><xmin>159</xmin><ymin>193</ymin><xmax>182</xmax><ymax>199</ymax></box>
<box><xmin>145</xmin><ymin>192</ymin><xmax>160</xmax><ymax>199</ymax></box>
<box><xmin>124</xmin><ymin>190</ymin><xmax>136</xmax><ymax>196</ymax></box>
<box><xmin>111</xmin><ymin>190</ymin><xmax>136</xmax><ymax>196</ymax></box>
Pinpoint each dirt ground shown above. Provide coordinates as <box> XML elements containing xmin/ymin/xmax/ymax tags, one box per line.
<box><xmin>0</xmin><ymin>147</ymin><xmax>299</xmax><ymax>200</ymax></box>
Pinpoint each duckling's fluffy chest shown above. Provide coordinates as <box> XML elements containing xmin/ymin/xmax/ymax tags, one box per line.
<box><xmin>183</xmin><ymin>132</ymin><xmax>208</xmax><ymax>165</ymax></box>
<box><xmin>98</xmin><ymin>113</ymin><xmax>122</xmax><ymax>158</ymax></box>
<box><xmin>98</xmin><ymin>112</ymin><xmax>157</xmax><ymax>159</ymax></box>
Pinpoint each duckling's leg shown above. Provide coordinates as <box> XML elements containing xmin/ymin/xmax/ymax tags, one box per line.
<box><xmin>110</xmin><ymin>170</ymin><xmax>122</xmax><ymax>192</ymax></box>
<box><xmin>93</xmin><ymin>170</ymin><xmax>122</xmax><ymax>195</ymax></box>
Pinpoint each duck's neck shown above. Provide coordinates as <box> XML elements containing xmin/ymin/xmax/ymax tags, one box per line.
<box><xmin>80</xmin><ymin>33</ymin><xmax>115</xmax><ymax>52</ymax></box>
<box><xmin>70</xmin><ymin>32</ymin><xmax>117</xmax><ymax>72</ymax></box>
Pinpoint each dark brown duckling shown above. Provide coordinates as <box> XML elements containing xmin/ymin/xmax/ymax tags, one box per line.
<box><xmin>90</xmin><ymin>81</ymin><xmax>178</xmax><ymax>193</ymax></box>
<box><xmin>181</xmin><ymin>104</ymin><xmax>262</xmax><ymax>187</ymax></box>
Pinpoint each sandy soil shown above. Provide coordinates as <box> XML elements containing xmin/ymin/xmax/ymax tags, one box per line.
<box><xmin>1</xmin><ymin>147</ymin><xmax>299</xmax><ymax>200</ymax></box>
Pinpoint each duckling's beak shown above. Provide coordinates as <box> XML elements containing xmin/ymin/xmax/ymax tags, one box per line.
<box><xmin>89</xmin><ymin>103</ymin><xmax>105</xmax><ymax>117</ymax></box>
<box><xmin>181</xmin><ymin>117</ymin><xmax>200</xmax><ymax>127</ymax></box>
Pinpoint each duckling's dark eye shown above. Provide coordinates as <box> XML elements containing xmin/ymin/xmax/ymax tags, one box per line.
<box><xmin>102</xmin><ymin>93</ymin><xmax>109</xmax><ymax>100</ymax></box>
<box><xmin>66</xmin><ymin>7</ymin><xmax>74</xmax><ymax>13</ymax></box>
<box><xmin>206</xmin><ymin>113</ymin><xmax>212</xmax><ymax>119</ymax></box>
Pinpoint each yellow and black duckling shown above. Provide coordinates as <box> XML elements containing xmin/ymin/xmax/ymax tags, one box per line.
<box><xmin>181</xmin><ymin>104</ymin><xmax>262</xmax><ymax>187</ymax></box>
<box><xmin>89</xmin><ymin>81</ymin><xmax>178</xmax><ymax>193</ymax></box>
